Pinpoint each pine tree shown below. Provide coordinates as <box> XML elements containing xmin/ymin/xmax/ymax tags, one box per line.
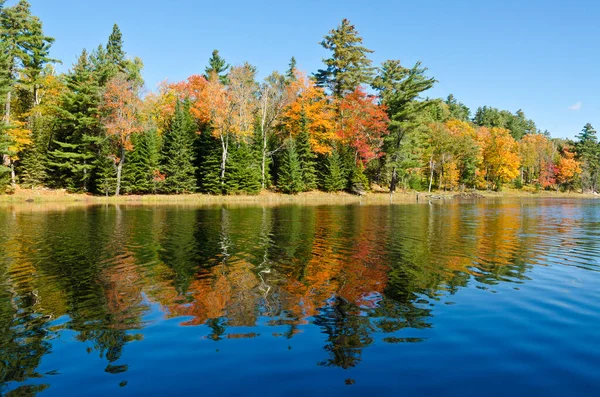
<box><xmin>48</xmin><ymin>50</ymin><xmax>100</xmax><ymax>191</ymax></box>
<box><xmin>204</xmin><ymin>49</ymin><xmax>230</xmax><ymax>84</ymax></box>
<box><xmin>372</xmin><ymin>60</ymin><xmax>436</xmax><ymax>192</ymax></box>
<box><xmin>445</xmin><ymin>94</ymin><xmax>470</xmax><ymax>121</ymax></box>
<box><xmin>286</xmin><ymin>56</ymin><xmax>297</xmax><ymax>82</ymax></box>
<box><xmin>161</xmin><ymin>101</ymin><xmax>197</xmax><ymax>193</ymax></box>
<box><xmin>349</xmin><ymin>162</ymin><xmax>369</xmax><ymax>195</ymax></box>
<box><xmin>576</xmin><ymin>123</ymin><xmax>599</xmax><ymax>192</ymax></box>
<box><xmin>122</xmin><ymin>128</ymin><xmax>161</xmax><ymax>193</ymax></box>
<box><xmin>278</xmin><ymin>137</ymin><xmax>303</xmax><ymax>194</ymax></box>
<box><xmin>94</xmin><ymin>138</ymin><xmax>116</xmax><ymax>196</ymax></box>
<box><xmin>296</xmin><ymin>115</ymin><xmax>317</xmax><ymax>190</ymax></box>
<box><xmin>322</xmin><ymin>149</ymin><xmax>346</xmax><ymax>192</ymax></box>
<box><xmin>196</xmin><ymin>130</ymin><xmax>222</xmax><ymax>194</ymax></box>
<box><xmin>315</xmin><ymin>19</ymin><xmax>375</xmax><ymax>98</ymax></box>
<box><xmin>19</xmin><ymin>142</ymin><xmax>46</xmax><ymax>188</ymax></box>
<box><xmin>225</xmin><ymin>142</ymin><xmax>261</xmax><ymax>194</ymax></box>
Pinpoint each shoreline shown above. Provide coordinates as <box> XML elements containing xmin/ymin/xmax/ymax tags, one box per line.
<box><xmin>0</xmin><ymin>187</ymin><xmax>598</xmax><ymax>206</ymax></box>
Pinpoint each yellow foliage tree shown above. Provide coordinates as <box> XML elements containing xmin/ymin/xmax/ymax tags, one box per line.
<box><xmin>478</xmin><ymin>127</ymin><xmax>520</xmax><ymax>190</ymax></box>
<box><xmin>284</xmin><ymin>71</ymin><xmax>336</xmax><ymax>154</ymax></box>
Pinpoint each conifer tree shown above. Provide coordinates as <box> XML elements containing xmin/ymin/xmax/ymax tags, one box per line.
<box><xmin>161</xmin><ymin>101</ymin><xmax>197</xmax><ymax>193</ymax></box>
<box><xmin>575</xmin><ymin>123</ymin><xmax>600</xmax><ymax>192</ymax></box>
<box><xmin>204</xmin><ymin>49</ymin><xmax>230</xmax><ymax>84</ymax></box>
<box><xmin>122</xmin><ymin>128</ymin><xmax>161</xmax><ymax>193</ymax></box>
<box><xmin>278</xmin><ymin>137</ymin><xmax>303</xmax><ymax>194</ymax></box>
<box><xmin>225</xmin><ymin>142</ymin><xmax>261</xmax><ymax>194</ymax></box>
<box><xmin>315</xmin><ymin>18</ymin><xmax>375</xmax><ymax>98</ymax></box>
<box><xmin>322</xmin><ymin>149</ymin><xmax>346</xmax><ymax>192</ymax></box>
<box><xmin>372</xmin><ymin>60</ymin><xmax>436</xmax><ymax>192</ymax></box>
<box><xmin>195</xmin><ymin>130</ymin><xmax>222</xmax><ymax>194</ymax></box>
<box><xmin>48</xmin><ymin>50</ymin><xmax>100</xmax><ymax>191</ymax></box>
<box><xmin>296</xmin><ymin>114</ymin><xmax>317</xmax><ymax>190</ymax></box>
<box><xmin>286</xmin><ymin>57</ymin><xmax>297</xmax><ymax>82</ymax></box>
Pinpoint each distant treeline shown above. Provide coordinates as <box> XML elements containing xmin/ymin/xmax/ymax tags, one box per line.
<box><xmin>1</xmin><ymin>1</ymin><xmax>597</xmax><ymax>195</ymax></box>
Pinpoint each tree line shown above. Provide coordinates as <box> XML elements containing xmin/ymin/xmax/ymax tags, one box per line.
<box><xmin>1</xmin><ymin>1</ymin><xmax>597</xmax><ymax>196</ymax></box>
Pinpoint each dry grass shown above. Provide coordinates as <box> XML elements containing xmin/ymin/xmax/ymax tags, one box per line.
<box><xmin>0</xmin><ymin>186</ymin><xmax>597</xmax><ymax>209</ymax></box>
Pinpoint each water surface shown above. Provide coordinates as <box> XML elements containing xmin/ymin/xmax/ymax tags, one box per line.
<box><xmin>1</xmin><ymin>198</ymin><xmax>600</xmax><ymax>396</ymax></box>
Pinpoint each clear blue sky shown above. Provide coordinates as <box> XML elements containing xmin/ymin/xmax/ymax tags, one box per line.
<box><xmin>14</xmin><ymin>0</ymin><xmax>600</xmax><ymax>139</ymax></box>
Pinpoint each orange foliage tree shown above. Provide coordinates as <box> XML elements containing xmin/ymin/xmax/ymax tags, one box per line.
<box><xmin>556</xmin><ymin>148</ymin><xmax>582</xmax><ymax>190</ymax></box>
<box><xmin>478</xmin><ymin>127</ymin><xmax>520</xmax><ymax>190</ymax></box>
<box><xmin>101</xmin><ymin>74</ymin><xmax>143</xmax><ymax>196</ymax></box>
<box><xmin>284</xmin><ymin>72</ymin><xmax>336</xmax><ymax>154</ymax></box>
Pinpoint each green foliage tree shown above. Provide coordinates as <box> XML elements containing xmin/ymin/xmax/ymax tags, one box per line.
<box><xmin>296</xmin><ymin>119</ymin><xmax>317</xmax><ymax>190</ymax></box>
<box><xmin>48</xmin><ymin>50</ymin><xmax>100</xmax><ymax>191</ymax></box>
<box><xmin>161</xmin><ymin>101</ymin><xmax>197</xmax><ymax>193</ymax></box>
<box><xmin>322</xmin><ymin>149</ymin><xmax>346</xmax><ymax>192</ymax></box>
<box><xmin>315</xmin><ymin>18</ymin><xmax>374</xmax><ymax>98</ymax></box>
<box><xmin>575</xmin><ymin>123</ymin><xmax>599</xmax><ymax>192</ymax></box>
<box><xmin>196</xmin><ymin>130</ymin><xmax>222</xmax><ymax>194</ymax></box>
<box><xmin>445</xmin><ymin>94</ymin><xmax>470</xmax><ymax>121</ymax></box>
<box><xmin>372</xmin><ymin>60</ymin><xmax>436</xmax><ymax>192</ymax></box>
<box><xmin>122</xmin><ymin>128</ymin><xmax>161</xmax><ymax>193</ymax></box>
<box><xmin>278</xmin><ymin>137</ymin><xmax>303</xmax><ymax>194</ymax></box>
<box><xmin>225</xmin><ymin>142</ymin><xmax>262</xmax><ymax>194</ymax></box>
<box><xmin>204</xmin><ymin>49</ymin><xmax>230</xmax><ymax>84</ymax></box>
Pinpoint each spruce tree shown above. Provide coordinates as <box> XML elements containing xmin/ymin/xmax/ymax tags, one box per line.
<box><xmin>161</xmin><ymin>101</ymin><xmax>197</xmax><ymax>193</ymax></box>
<box><xmin>19</xmin><ymin>143</ymin><xmax>46</xmax><ymax>188</ymax></box>
<box><xmin>122</xmin><ymin>128</ymin><xmax>161</xmax><ymax>193</ymax></box>
<box><xmin>225</xmin><ymin>142</ymin><xmax>261</xmax><ymax>194</ymax></box>
<box><xmin>322</xmin><ymin>149</ymin><xmax>346</xmax><ymax>192</ymax></box>
<box><xmin>296</xmin><ymin>115</ymin><xmax>317</xmax><ymax>190</ymax></box>
<box><xmin>94</xmin><ymin>138</ymin><xmax>116</xmax><ymax>196</ymax></box>
<box><xmin>576</xmin><ymin>123</ymin><xmax>600</xmax><ymax>192</ymax></box>
<box><xmin>195</xmin><ymin>130</ymin><xmax>222</xmax><ymax>194</ymax></box>
<box><xmin>204</xmin><ymin>49</ymin><xmax>230</xmax><ymax>84</ymax></box>
<box><xmin>278</xmin><ymin>137</ymin><xmax>303</xmax><ymax>194</ymax></box>
<box><xmin>286</xmin><ymin>56</ymin><xmax>297</xmax><ymax>82</ymax></box>
<box><xmin>315</xmin><ymin>19</ymin><xmax>375</xmax><ymax>97</ymax></box>
<box><xmin>48</xmin><ymin>50</ymin><xmax>100</xmax><ymax>191</ymax></box>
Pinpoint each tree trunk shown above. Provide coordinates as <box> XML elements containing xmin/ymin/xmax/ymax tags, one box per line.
<box><xmin>389</xmin><ymin>166</ymin><xmax>397</xmax><ymax>193</ymax></box>
<box><xmin>428</xmin><ymin>156</ymin><xmax>434</xmax><ymax>193</ymax></box>
<box><xmin>4</xmin><ymin>91</ymin><xmax>10</xmax><ymax>124</ymax></box>
<box><xmin>261</xmin><ymin>123</ymin><xmax>267</xmax><ymax>189</ymax></box>
<box><xmin>220</xmin><ymin>134</ymin><xmax>228</xmax><ymax>188</ymax></box>
<box><xmin>10</xmin><ymin>161</ymin><xmax>16</xmax><ymax>187</ymax></box>
<box><xmin>115</xmin><ymin>147</ymin><xmax>125</xmax><ymax>197</ymax></box>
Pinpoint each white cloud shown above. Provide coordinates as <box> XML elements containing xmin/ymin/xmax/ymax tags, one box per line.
<box><xmin>568</xmin><ymin>102</ymin><xmax>582</xmax><ymax>111</ymax></box>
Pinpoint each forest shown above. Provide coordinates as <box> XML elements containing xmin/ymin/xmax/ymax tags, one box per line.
<box><xmin>0</xmin><ymin>0</ymin><xmax>598</xmax><ymax>197</ymax></box>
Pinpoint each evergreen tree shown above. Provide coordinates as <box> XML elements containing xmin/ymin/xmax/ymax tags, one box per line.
<box><xmin>315</xmin><ymin>19</ymin><xmax>375</xmax><ymax>97</ymax></box>
<box><xmin>196</xmin><ymin>130</ymin><xmax>222</xmax><ymax>194</ymax></box>
<box><xmin>161</xmin><ymin>101</ymin><xmax>197</xmax><ymax>193</ymax></box>
<box><xmin>372</xmin><ymin>60</ymin><xmax>436</xmax><ymax>192</ymax></box>
<box><xmin>296</xmin><ymin>115</ymin><xmax>317</xmax><ymax>190</ymax></box>
<box><xmin>204</xmin><ymin>49</ymin><xmax>229</xmax><ymax>84</ymax></box>
<box><xmin>349</xmin><ymin>162</ymin><xmax>369</xmax><ymax>195</ymax></box>
<box><xmin>322</xmin><ymin>149</ymin><xmax>346</xmax><ymax>192</ymax></box>
<box><xmin>19</xmin><ymin>123</ymin><xmax>46</xmax><ymax>188</ymax></box>
<box><xmin>48</xmin><ymin>50</ymin><xmax>100</xmax><ymax>191</ymax></box>
<box><xmin>122</xmin><ymin>128</ymin><xmax>161</xmax><ymax>193</ymax></box>
<box><xmin>94</xmin><ymin>137</ymin><xmax>116</xmax><ymax>196</ymax></box>
<box><xmin>445</xmin><ymin>94</ymin><xmax>470</xmax><ymax>121</ymax></box>
<box><xmin>225</xmin><ymin>142</ymin><xmax>261</xmax><ymax>194</ymax></box>
<box><xmin>575</xmin><ymin>123</ymin><xmax>599</xmax><ymax>192</ymax></box>
<box><xmin>286</xmin><ymin>56</ymin><xmax>297</xmax><ymax>82</ymax></box>
<box><xmin>278</xmin><ymin>137</ymin><xmax>303</xmax><ymax>194</ymax></box>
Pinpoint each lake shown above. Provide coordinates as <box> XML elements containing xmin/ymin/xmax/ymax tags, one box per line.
<box><xmin>1</xmin><ymin>198</ymin><xmax>600</xmax><ymax>396</ymax></box>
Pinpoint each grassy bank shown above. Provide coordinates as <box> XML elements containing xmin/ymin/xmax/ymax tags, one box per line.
<box><xmin>0</xmin><ymin>186</ymin><xmax>598</xmax><ymax>206</ymax></box>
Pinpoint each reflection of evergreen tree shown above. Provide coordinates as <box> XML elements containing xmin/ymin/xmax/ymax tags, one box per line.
<box><xmin>313</xmin><ymin>298</ymin><xmax>374</xmax><ymax>369</ymax></box>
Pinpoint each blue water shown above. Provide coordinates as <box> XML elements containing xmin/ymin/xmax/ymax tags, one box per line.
<box><xmin>1</xmin><ymin>198</ymin><xmax>600</xmax><ymax>396</ymax></box>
